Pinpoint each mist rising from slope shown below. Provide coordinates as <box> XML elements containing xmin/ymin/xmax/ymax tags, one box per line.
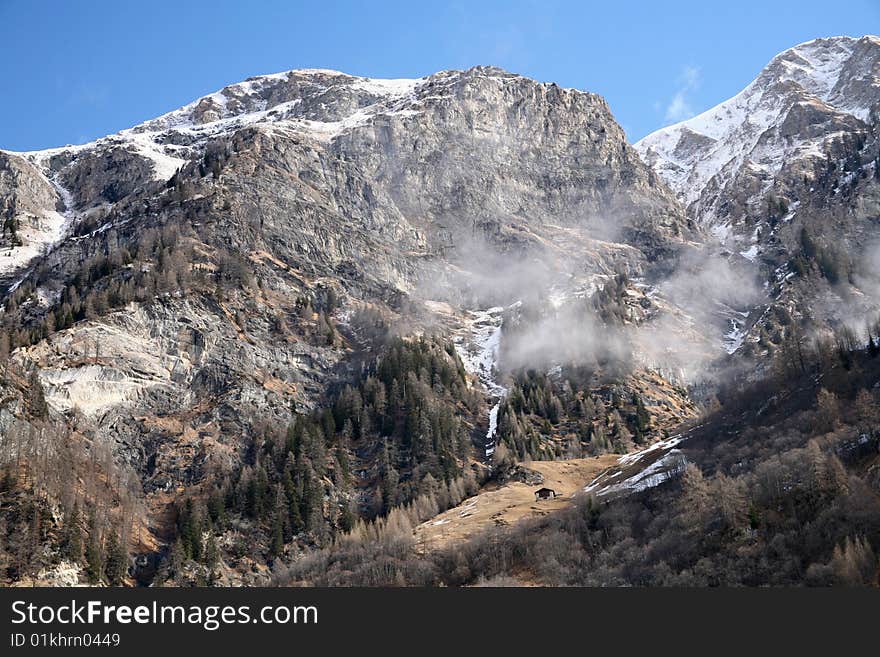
<box><xmin>418</xmin><ymin>217</ymin><xmax>765</xmax><ymax>385</ymax></box>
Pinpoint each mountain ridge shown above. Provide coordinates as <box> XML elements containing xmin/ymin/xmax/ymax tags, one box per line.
<box><xmin>2</xmin><ymin>64</ymin><xmax>682</xmax><ymax>288</ymax></box>
<box><xmin>634</xmin><ymin>34</ymin><xmax>880</xmax><ymax>361</ymax></box>
<box><xmin>2</xmin><ymin>37</ymin><xmax>878</xmax><ymax>587</ymax></box>
<box><xmin>635</xmin><ymin>35</ymin><xmax>879</xmax><ymax>214</ymax></box>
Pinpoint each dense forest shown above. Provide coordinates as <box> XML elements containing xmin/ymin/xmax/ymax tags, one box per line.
<box><xmin>154</xmin><ymin>333</ymin><xmax>485</xmax><ymax>585</ymax></box>
<box><xmin>496</xmin><ymin>368</ymin><xmax>655</xmax><ymax>461</ymax></box>
<box><xmin>4</xmin><ymin>242</ymin><xmax>879</xmax><ymax>586</ymax></box>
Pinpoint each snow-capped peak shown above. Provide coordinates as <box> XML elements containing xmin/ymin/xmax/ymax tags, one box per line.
<box><xmin>130</xmin><ymin>68</ymin><xmax>425</xmax><ymax>136</ymax></box>
<box><xmin>7</xmin><ymin>69</ymin><xmax>432</xmax><ymax>203</ymax></box>
<box><xmin>635</xmin><ymin>35</ymin><xmax>879</xmax><ymax>209</ymax></box>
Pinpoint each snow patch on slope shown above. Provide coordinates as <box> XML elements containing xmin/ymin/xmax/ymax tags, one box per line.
<box><xmin>2</xmin><ymin>169</ymin><xmax>77</xmax><ymax>285</ymax></box>
<box><xmin>453</xmin><ymin>306</ymin><xmax>509</xmax><ymax>457</ymax></box>
<box><xmin>584</xmin><ymin>429</ymin><xmax>697</xmax><ymax>498</ymax></box>
<box><xmin>118</xmin><ymin>131</ymin><xmax>186</xmax><ymax>181</ymax></box>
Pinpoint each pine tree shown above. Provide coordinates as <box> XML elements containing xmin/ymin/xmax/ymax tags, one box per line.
<box><xmin>714</xmin><ymin>474</ymin><xmax>747</xmax><ymax>530</ymax></box>
<box><xmin>800</xmin><ymin>227</ymin><xmax>818</xmax><ymax>260</ymax></box>
<box><xmin>207</xmin><ymin>487</ymin><xmax>227</xmax><ymax>527</ymax></box>
<box><xmin>269</xmin><ymin>517</ymin><xmax>284</xmax><ymax>559</ymax></box>
<box><xmin>269</xmin><ymin>485</ymin><xmax>289</xmax><ymax>559</ymax></box>
<box><xmin>633</xmin><ymin>393</ymin><xmax>650</xmax><ymax>431</ymax></box>
<box><xmin>0</xmin><ymin>330</ymin><xmax>9</xmax><ymax>372</ymax></box>
<box><xmin>338</xmin><ymin>502</ymin><xmax>356</xmax><ymax>533</ymax></box>
<box><xmin>854</xmin><ymin>389</ymin><xmax>877</xmax><ymax>433</ymax></box>
<box><xmin>167</xmin><ymin>539</ymin><xmax>186</xmax><ymax>585</ymax></box>
<box><xmin>85</xmin><ymin>513</ymin><xmax>103</xmax><ymax>584</ymax></box>
<box><xmin>104</xmin><ymin>530</ymin><xmax>127</xmax><ymax>585</ymax></box>
<box><xmin>816</xmin><ymin>388</ymin><xmax>840</xmax><ymax>433</ymax></box>
<box><xmin>60</xmin><ymin>504</ymin><xmax>83</xmax><ymax>562</ymax></box>
<box><xmin>679</xmin><ymin>464</ymin><xmax>710</xmax><ymax>530</ymax></box>
<box><xmin>204</xmin><ymin>533</ymin><xmax>219</xmax><ymax>569</ymax></box>
<box><xmin>831</xmin><ymin>536</ymin><xmax>876</xmax><ymax>586</ymax></box>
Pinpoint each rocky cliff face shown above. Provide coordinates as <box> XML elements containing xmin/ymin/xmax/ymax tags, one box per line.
<box><xmin>2</xmin><ymin>63</ymin><xmax>697</xmax><ymax>394</ymax></box>
<box><xmin>3</xmin><ymin>66</ymin><xmax>700</xmax><ymax>305</ymax></box>
<box><xmin>0</xmin><ymin>152</ymin><xmax>67</xmax><ymax>287</ymax></box>
<box><xmin>0</xmin><ymin>65</ymin><xmax>705</xmax><ymax>583</ymax></box>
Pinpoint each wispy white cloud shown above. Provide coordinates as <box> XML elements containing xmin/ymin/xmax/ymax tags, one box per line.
<box><xmin>664</xmin><ymin>65</ymin><xmax>700</xmax><ymax>123</ymax></box>
<box><xmin>67</xmin><ymin>83</ymin><xmax>111</xmax><ymax>109</ymax></box>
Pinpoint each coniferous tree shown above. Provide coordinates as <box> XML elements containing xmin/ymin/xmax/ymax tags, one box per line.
<box><xmin>85</xmin><ymin>513</ymin><xmax>103</xmax><ymax>584</ymax></box>
<box><xmin>800</xmin><ymin>227</ymin><xmax>818</xmax><ymax>260</ymax></box>
<box><xmin>204</xmin><ymin>534</ymin><xmax>219</xmax><ymax>570</ymax></box>
<box><xmin>104</xmin><ymin>530</ymin><xmax>127</xmax><ymax>586</ymax></box>
<box><xmin>60</xmin><ymin>504</ymin><xmax>83</xmax><ymax>562</ymax></box>
<box><xmin>27</xmin><ymin>370</ymin><xmax>48</xmax><ymax>419</ymax></box>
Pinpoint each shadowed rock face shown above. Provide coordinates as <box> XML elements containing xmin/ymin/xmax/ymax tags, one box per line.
<box><xmin>55</xmin><ymin>146</ymin><xmax>156</xmax><ymax>210</ymax></box>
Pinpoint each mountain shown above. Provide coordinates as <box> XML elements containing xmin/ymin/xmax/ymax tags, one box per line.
<box><xmin>0</xmin><ymin>66</ymin><xmax>702</xmax><ymax>585</ymax></box>
<box><xmin>636</xmin><ymin>35</ymin><xmax>878</xmax><ymax>225</ymax></box>
<box><xmin>3</xmin><ymin>66</ymin><xmax>689</xmax><ymax>283</ymax></box>
<box><xmin>636</xmin><ymin>35</ymin><xmax>880</xmax><ymax>359</ymax></box>
<box><xmin>5</xmin><ymin>39</ymin><xmax>878</xmax><ymax>588</ymax></box>
<box><xmin>281</xmin><ymin>39</ymin><xmax>880</xmax><ymax>587</ymax></box>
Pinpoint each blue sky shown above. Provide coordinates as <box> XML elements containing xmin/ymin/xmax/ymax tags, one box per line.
<box><xmin>1</xmin><ymin>0</ymin><xmax>877</xmax><ymax>151</ymax></box>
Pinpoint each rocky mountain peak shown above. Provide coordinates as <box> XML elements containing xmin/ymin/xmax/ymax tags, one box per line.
<box><xmin>133</xmin><ymin>67</ymin><xmax>424</xmax><ymax>135</ymax></box>
<box><xmin>1</xmin><ymin>64</ymin><xmax>689</xmax><ymax>288</ymax></box>
<box><xmin>634</xmin><ymin>35</ymin><xmax>880</xmax><ymax>362</ymax></box>
<box><xmin>635</xmin><ymin>35</ymin><xmax>879</xmax><ymax>216</ymax></box>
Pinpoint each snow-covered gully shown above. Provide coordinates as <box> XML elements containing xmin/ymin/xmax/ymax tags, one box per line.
<box><xmin>3</xmin><ymin>168</ymin><xmax>77</xmax><ymax>293</ymax></box>
<box><xmin>453</xmin><ymin>305</ymin><xmax>509</xmax><ymax>459</ymax></box>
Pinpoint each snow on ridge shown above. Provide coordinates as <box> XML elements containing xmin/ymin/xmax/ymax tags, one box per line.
<box><xmin>10</xmin><ymin>64</ymin><xmax>570</xmax><ymax>183</ymax></box>
<box><xmin>116</xmin><ymin>131</ymin><xmax>186</xmax><ymax>181</ymax></box>
<box><xmin>635</xmin><ymin>36</ymin><xmax>875</xmax><ymax>206</ymax></box>
<box><xmin>351</xmin><ymin>76</ymin><xmax>423</xmax><ymax>97</ymax></box>
<box><xmin>0</xmin><ymin>67</ymin><xmax>437</xmax><ymax>281</ymax></box>
<box><xmin>133</xmin><ymin>69</ymin><xmax>423</xmax><ymax>136</ymax></box>
<box><xmin>6</xmin><ymin>69</ymin><xmax>429</xmax><ymax>203</ymax></box>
